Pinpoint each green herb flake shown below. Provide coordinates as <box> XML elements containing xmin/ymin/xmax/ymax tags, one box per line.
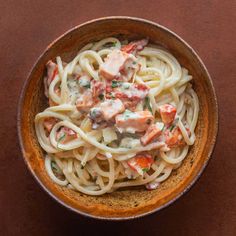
<box><xmin>123</xmin><ymin>110</ymin><xmax>133</xmax><ymax>120</ymax></box>
<box><xmin>169</xmin><ymin>125</ymin><xmax>175</xmax><ymax>132</ymax></box>
<box><xmin>111</xmin><ymin>80</ymin><xmax>121</xmax><ymax>88</ymax></box>
<box><xmin>111</xmin><ymin>93</ymin><xmax>115</xmax><ymax>99</ymax></box>
<box><xmin>161</xmin><ymin>125</ymin><xmax>165</xmax><ymax>131</ymax></box>
<box><xmin>83</xmin><ymin>83</ymin><xmax>91</xmax><ymax>89</ymax></box>
<box><xmin>51</xmin><ymin>161</ymin><xmax>62</xmax><ymax>175</ymax></box>
<box><xmin>142</xmin><ymin>168</ymin><xmax>149</xmax><ymax>172</ymax></box>
<box><xmin>98</xmin><ymin>94</ymin><xmax>104</xmax><ymax>100</ymax></box>
<box><xmin>79</xmin><ymin>78</ymin><xmax>91</xmax><ymax>89</ymax></box>
<box><xmin>57</xmin><ymin>133</ymin><xmax>66</xmax><ymax>149</ymax></box>
<box><xmin>144</xmin><ymin>96</ymin><xmax>153</xmax><ymax>114</ymax></box>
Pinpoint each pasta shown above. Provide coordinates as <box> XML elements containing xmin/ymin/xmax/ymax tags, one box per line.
<box><xmin>35</xmin><ymin>37</ymin><xmax>199</xmax><ymax>195</ymax></box>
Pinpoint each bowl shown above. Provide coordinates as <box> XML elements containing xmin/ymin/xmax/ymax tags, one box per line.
<box><xmin>17</xmin><ymin>16</ymin><xmax>218</xmax><ymax>220</ymax></box>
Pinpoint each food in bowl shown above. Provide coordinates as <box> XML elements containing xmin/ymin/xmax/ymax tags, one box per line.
<box><xmin>35</xmin><ymin>37</ymin><xmax>199</xmax><ymax>196</ymax></box>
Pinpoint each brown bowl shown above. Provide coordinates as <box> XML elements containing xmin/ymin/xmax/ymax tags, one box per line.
<box><xmin>17</xmin><ymin>16</ymin><xmax>218</xmax><ymax>220</ymax></box>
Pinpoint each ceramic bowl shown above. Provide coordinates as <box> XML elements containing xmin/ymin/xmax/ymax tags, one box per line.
<box><xmin>17</xmin><ymin>16</ymin><xmax>218</xmax><ymax>220</ymax></box>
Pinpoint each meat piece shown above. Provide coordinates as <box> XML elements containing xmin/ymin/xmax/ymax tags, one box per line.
<box><xmin>115</xmin><ymin>110</ymin><xmax>154</xmax><ymax>133</ymax></box>
<box><xmin>99</xmin><ymin>49</ymin><xmax>135</xmax><ymax>80</ymax></box>
<box><xmin>127</xmin><ymin>153</ymin><xmax>154</xmax><ymax>175</ymax></box>
<box><xmin>76</xmin><ymin>90</ymin><xmax>94</xmax><ymax>112</ymax></box>
<box><xmin>121</xmin><ymin>39</ymin><xmax>148</xmax><ymax>54</ymax></box>
<box><xmin>100</xmin><ymin>99</ymin><xmax>125</xmax><ymax>121</ymax></box>
<box><xmin>141</xmin><ymin>122</ymin><xmax>164</xmax><ymax>146</ymax></box>
<box><xmin>43</xmin><ymin>117</ymin><xmax>58</xmax><ymax>133</ymax></box>
<box><xmin>44</xmin><ymin>60</ymin><xmax>58</xmax><ymax>97</ymax></box>
<box><xmin>159</xmin><ymin>104</ymin><xmax>177</xmax><ymax>125</ymax></box>
<box><xmin>56</xmin><ymin>127</ymin><xmax>77</xmax><ymax>144</ymax></box>
<box><xmin>164</xmin><ymin>127</ymin><xmax>185</xmax><ymax>147</ymax></box>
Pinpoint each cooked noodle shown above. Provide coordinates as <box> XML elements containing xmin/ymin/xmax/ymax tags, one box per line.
<box><xmin>35</xmin><ymin>37</ymin><xmax>199</xmax><ymax>195</ymax></box>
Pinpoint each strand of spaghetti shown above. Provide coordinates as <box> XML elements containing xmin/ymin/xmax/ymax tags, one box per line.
<box><xmin>153</xmin><ymin>166</ymin><xmax>172</xmax><ymax>183</ymax></box>
<box><xmin>48</xmin><ymin>74</ymin><xmax>61</xmax><ymax>104</ymax></box>
<box><xmin>92</xmin><ymin>37</ymin><xmax>121</xmax><ymax>51</ymax></box>
<box><xmin>160</xmin><ymin>146</ymin><xmax>189</xmax><ymax>164</ymax></box>
<box><xmin>45</xmin><ymin>104</ymin><xmax>75</xmax><ymax>112</ymax></box>
<box><xmin>45</xmin><ymin>155</ymin><xmax>68</xmax><ymax>186</ymax></box>
<box><xmin>63</xmin><ymin>157</ymin><xmax>115</xmax><ymax>195</ymax></box>
<box><xmin>56</xmin><ymin>56</ymin><xmax>64</xmax><ymax>80</ymax></box>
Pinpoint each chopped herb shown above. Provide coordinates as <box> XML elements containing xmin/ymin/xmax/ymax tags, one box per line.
<box><xmin>57</xmin><ymin>133</ymin><xmax>66</xmax><ymax>149</ymax></box>
<box><xmin>79</xmin><ymin>78</ymin><xmax>91</xmax><ymax>89</ymax></box>
<box><xmin>123</xmin><ymin>110</ymin><xmax>133</xmax><ymax>120</ymax></box>
<box><xmin>169</xmin><ymin>118</ymin><xmax>179</xmax><ymax>132</ymax></box>
<box><xmin>122</xmin><ymin>83</ymin><xmax>130</xmax><ymax>89</ymax></box>
<box><xmin>98</xmin><ymin>93</ymin><xmax>104</xmax><ymax>100</ymax></box>
<box><xmin>90</xmin><ymin>108</ymin><xmax>102</xmax><ymax>119</ymax></box>
<box><xmin>142</xmin><ymin>168</ymin><xmax>149</xmax><ymax>172</ymax></box>
<box><xmin>169</xmin><ymin>125</ymin><xmax>175</xmax><ymax>132</ymax></box>
<box><xmin>175</xmin><ymin>117</ymin><xmax>180</xmax><ymax>123</ymax></box>
<box><xmin>161</xmin><ymin>125</ymin><xmax>165</xmax><ymax>131</ymax></box>
<box><xmin>111</xmin><ymin>80</ymin><xmax>121</xmax><ymax>88</ymax></box>
<box><xmin>83</xmin><ymin>83</ymin><xmax>90</xmax><ymax>89</ymax></box>
<box><xmin>144</xmin><ymin>96</ymin><xmax>153</xmax><ymax>113</ymax></box>
<box><xmin>105</xmin><ymin>42</ymin><xmax>117</xmax><ymax>48</ymax></box>
<box><xmin>111</xmin><ymin>93</ymin><xmax>115</xmax><ymax>99</ymax></box>
<box><xmin>51</xmin><ymin>161</ymin><xmax>62</xmax><ymax>175</ymax></box>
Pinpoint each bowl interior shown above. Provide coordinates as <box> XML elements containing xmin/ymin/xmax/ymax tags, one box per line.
<box><xmin>18</xmin><ymin>17</ymin><xmax>218</xmax><ymax>219</ymax></box>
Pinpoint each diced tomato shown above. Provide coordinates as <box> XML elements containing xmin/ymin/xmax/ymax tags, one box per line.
<box><xmin>76</xmin><ymin>90</ymin><xmax>94</xmax><ymax>112</ymax></box>
<box><xmin>159</xmin><ymin>104</ymin><xmax>177</xmax><ymax>125</ymax></box>
<box><xmin>121</xmin><ymin>39</ymin><xmax>148</xmax><ymax>54</ymax></box>
<box><xmin>141</xmin><ymin>122</ymin><xmax>164</xmax><ymax>146</ymax></box>
<box><xmin>164</xmin><ymin>127</ymin><xmax>185</xmax><ymax>147</ymax></box>
<box><xmin>127</xmin><ymin>153</ymin><xmax>154</xmax><ymax>175</ymax></box>
<box><xmin>43</xmin><ymin>117</ymin><xmax>58</xmax><ymax>133</ymax></box>
<box><xmin>56</xmin><ymin>127</ymin><xmax>77</xmax><ymax>144</ymax></box>
<box><xmin>115</xmin><ymin>110</ymin><xmax>154</xmax><ymax>133</ymax></box>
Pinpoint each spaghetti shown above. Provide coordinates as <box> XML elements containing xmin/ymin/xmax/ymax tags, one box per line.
<box><xmin>35</xmin><ymin>37</ymin><xmax>199</xmax><ymax>195</ymax></box>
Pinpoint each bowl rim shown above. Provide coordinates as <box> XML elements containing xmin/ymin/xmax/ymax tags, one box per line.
<box><xmin>17</xmin><ymin>16</ymin><xmax>219</xmax><ymax>220</ymax></box>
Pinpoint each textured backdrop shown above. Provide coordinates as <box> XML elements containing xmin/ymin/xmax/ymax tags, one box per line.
<box><xmin>0</xmin><ymin>0</ymin><xmax>235</xmax><ymax>235</ymax></box>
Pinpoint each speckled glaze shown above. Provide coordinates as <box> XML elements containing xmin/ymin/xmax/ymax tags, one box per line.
<box><xmin>17</xmin><ymin>17</ymin><xmax>218</xmax><ymax>220</ymax></box>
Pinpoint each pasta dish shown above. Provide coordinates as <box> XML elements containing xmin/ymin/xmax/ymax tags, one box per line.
<box><xmin>35</xmin><ymin>37</ymin><xmax>199</xmax><ymax>195</ymax></box>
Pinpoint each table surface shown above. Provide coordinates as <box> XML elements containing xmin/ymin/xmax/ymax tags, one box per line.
<box><xmin>0</xmin><ymin>0</ymin><xmax>235</xmax><ymax>235</ymax></box>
